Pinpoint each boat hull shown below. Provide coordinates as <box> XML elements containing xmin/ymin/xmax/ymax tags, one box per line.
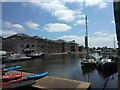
<box><xmin>2</xmin><ymin>80</ymin><xmax>35</xmax><ymax>90</ymax></box>
<box><xmin>27</xmin><ymin>72</ymin><xmax>48</xmax><ymax>80</ymax></box>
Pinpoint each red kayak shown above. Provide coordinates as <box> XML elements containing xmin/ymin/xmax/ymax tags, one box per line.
<box><xmin>2</xmin><ymin>73</ymin><xmax>22</xmax><ymax>82</ymax></box>
<box><xmin>2</xmin><ymin>77</ymin><xmax>25</xmax><ymax>86</ymax></box>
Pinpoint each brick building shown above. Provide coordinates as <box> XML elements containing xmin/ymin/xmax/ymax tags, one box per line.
<box><xmin>2</xmin><ymin>33</ymin><xmax>79</xmax><ymax>54</ymax></box>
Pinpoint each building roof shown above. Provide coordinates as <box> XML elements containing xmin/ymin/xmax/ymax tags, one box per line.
<box><xmin>4</xmin><ymin>33</ymin><xmax>32</xmax><ymax>39</ymax></box>
<box><xmin>3</xmin><ymin>33</ymin><xmax>79</xmax><ymax>45</ymax></box>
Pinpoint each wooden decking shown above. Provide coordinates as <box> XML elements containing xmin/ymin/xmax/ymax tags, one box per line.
<box><xmin>5</xmin><ymin>70</ymin><xmax>91</xmax><ymax>89</ymax></box>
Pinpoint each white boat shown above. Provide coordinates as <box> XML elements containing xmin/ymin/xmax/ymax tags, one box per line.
<box><xmin>4</xmin><ymin>54</ymin><xmax>31</xmax><ymax>62</ymax></box>
<box><xmin>81</xmin><ymin>57</ymin><xmax>97</xmax><ymax>67</ymax></box>
<box><xmin>97</xmin><ymin>56</ymin><xmax>117</xmax><ymax>70</ymax></box>
<box><xmin>26</xmin><ymin>53</ymin><xmax>45</xmax><ymax>58</ymax></box>
<box><xmin>0</xmin><ymin>51</ymin><xmax>7</xmax><ymax>61</ymax></box>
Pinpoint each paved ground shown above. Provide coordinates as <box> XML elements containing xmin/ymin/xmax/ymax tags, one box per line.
<box><xmin>6</xmin><ymin>70</ymin><xmax>90</xmax><ymax>89</ymax></box>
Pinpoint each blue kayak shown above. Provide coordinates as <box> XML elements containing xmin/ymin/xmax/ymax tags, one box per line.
<box><xmin>3</xmin><ymin>65</ymin><xmax>22</xmax><ymax>71</ymax></box>
<box><xmin>27</xmin><ymin>72</ymin><xmax>48</xmax><ymax>80</ymax></box>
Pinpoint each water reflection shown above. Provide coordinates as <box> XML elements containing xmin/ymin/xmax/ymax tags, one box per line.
<box><xmin>97</xmin><ymin>67</ymin><xmax>118</xmax><ymax>79</ymax></box>
<box><xmin>118</xmin><ymin>58</ymin><xmax>120</xmax><ymax>90</ymax></box>
<box><xmin>81</xmin><ymin>66</ymin><xmax>96</xmax><ymax>76</ymax></box>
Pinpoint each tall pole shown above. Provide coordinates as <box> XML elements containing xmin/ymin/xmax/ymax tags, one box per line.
<box><xmin>86</xmin><ymin>16</ymin><xmax>88</xmax><ymax>40</ymax></box>
<box><xmin>85</xmin><ymin>15</ymin><xmax>88</xmax><ymax>53</ymax></box>
<box><xmin>114</xmin><ymin>36</ymin><xmax>116</xmax><ymax>49</ymax></box>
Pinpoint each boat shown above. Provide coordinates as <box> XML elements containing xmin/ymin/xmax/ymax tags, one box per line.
<box><xmin>0</xmin><ymin>51</ymin><xmax>7</xmax><ymax>61</ymax></box>
<box><xmin>2</xmin><ymin>73</ymin><xmax>22</xmax><ymax>82</ymax></box>
<box><xmin>2</xmin><ymin>65</ymin><xmax>22</xmax><ymax>75</ymax></box>
<box><xmin>81</xmin><ymin>55</ymin><xmax>97</xmax><ymax>67</ymax></box>
<box><xmin>1</xmin><ymin>72</ymin><xmax>48</xmax><ymax>89</ymax></box>
<box><xmin>1</xmin><ymin>64</ymin><xmax>48</xmax><ymax>89</ymax></box>
<box><xmin>1</xmin><ymin>78</ymin><xmax>35</xmax><ymax>89</ymax></box>
<box><xmin>3</xmin><ymin>65</ymin><xmax>22</xmax><ymax>71</ymax></box>
<box><xmin>27</xmin><ymin>72</ymin><xmax>48</xmax><ymax>80</ymax></box>
<box><xmin>97</xmin><ymin>56</ymin><xmax>117</xmax><ymax>70</ymax></box>
<box><xmin>26</xmin><ymin>53</ymin><xmax>45</xmax><ymax>58</ymax></box>
<box><xmin>81</xmin><ymin>16</ymin><xmax>97</xmax><ymax>67</ymax></box>
<box><xmin>4</xmin><ymin>53</ymin><xmax>31</xmax><ymax>62</ymax></box>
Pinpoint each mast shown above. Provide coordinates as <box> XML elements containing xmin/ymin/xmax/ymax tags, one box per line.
<box><xmin>85</xmin><ymin>15</ymin><xmax>88</xmax><ymax>53</ymax></box>
<box><xmin>114</xmin><ymin>36</ymin><xmax>116</xmax><ymax>49</ymax></box>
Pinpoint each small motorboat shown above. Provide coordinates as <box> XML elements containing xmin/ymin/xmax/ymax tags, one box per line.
<box><xmin>27</xmin><ymin>72</ymin><xmax>48</xmax><ymax>80</ymax></box>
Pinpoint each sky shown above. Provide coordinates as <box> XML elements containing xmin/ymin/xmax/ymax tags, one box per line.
<box><xmin>1</xmin><ymin>0</ymin><xmax>118</xmax><ymax>48</ymax></box>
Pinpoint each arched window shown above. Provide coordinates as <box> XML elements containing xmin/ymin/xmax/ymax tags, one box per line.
<box><xmin>26</xmin><ymin>44</ymin><xmax>29</xmax><ymax>48</ymax></box>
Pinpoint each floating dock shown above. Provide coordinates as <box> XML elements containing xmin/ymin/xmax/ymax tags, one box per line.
<box><xmin>7</xmin><ymin>70</ymin><xmax>91</xmax><ymax>89</ymax></box>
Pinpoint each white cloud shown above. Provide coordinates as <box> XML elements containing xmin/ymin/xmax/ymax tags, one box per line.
<box><xmin>1</xmin><ymin>0</ymin><xmax>113</xmax><ymax>2</ymax></box>
<box><xmin>58</xmin><ymin>35</ymin><xmax>85</xmax><ymax>45</ymax></box>
<box><xmin>89</xmin><ymin>34</ymin><xmax>117</xmax><ymax>48</ymax></box>
<box><xmin>25</xmin><ymin>21</ymin><xmax>40</xmax><ymax>30</ymax></box>
<box><xmin>85</xmin><ymin>0</ymin><xmax>108</xmax><ymax>9</ymax></box>
<box><xmin>26</xmin><ymin>0</ymin><xmax>108</xmax><ymax>24</ymax></box>
<box><xmin>12</xmin><ymin>24</ymin><xmax>24</xmax><ymax>29</ymax></box>
<box><xmin>1</xmin><ymin>30</ymin><xmax>17</xmax><ymax>37</ymax></box>
<box><xmin>53</xmin><ymin>10</ymin><xmax>75</xmax><ymax>22</ymax></box>
<box><xmin>30</xmin><ymin>0</ymin><xmax>76</xmax><ymax>22</ymax></box>
<box><xmin>44</xmin><ymin>23</ymin><xmax>71</xmax><ymax>32</ymax></box>
<box><xmin>58</xmin><ymin>33</ymin><xmax>117</xmax><ymax>48</ymax></box>
<box><xmin>3</xmin><ymin>21</ymin><xmax>24</xmax><ymax>30</ymax></box>
<box><xmin>99</xmin><ymin>2</ymin><xmax>107</xmax><ymax>9</ymax></box>
<box><xmin>94</xmin><ymin>31</ymin><xmax>108</xmax><ymax>36</ymax></box>
<box><xmin>74</xmin><ymin>18</ymin><xmax>89</xmax><ymax>26</ymax></box>
<box><xmin>74</xmin><ymin>19</ymin><xmax>86</xmax><ymax>26</ymax></box>
<box><xmin>111</xmin><ymin>20</ymin><xmax>115</xmax><ymax>24</ymax></box>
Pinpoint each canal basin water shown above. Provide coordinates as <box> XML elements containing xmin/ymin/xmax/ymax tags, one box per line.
<box><xmin>4</xmin><ymin>53</ymin><xmax>118</xmax><ymax>89</ymax></box>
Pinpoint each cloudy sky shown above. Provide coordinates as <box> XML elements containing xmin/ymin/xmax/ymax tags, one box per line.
<box><xmin>1</xmin><ymin>0</ymin><xmax>118</xmax><ymax>48</ymax></box>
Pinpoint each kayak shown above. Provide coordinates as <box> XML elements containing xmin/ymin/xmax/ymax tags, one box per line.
<box><xmin>3</xmin><ymin>65</ymin><xmax>21</xmax><ymax>71</ymax></box>
<box><xmin>27</xmin><ymin>72</ymin><xmax>48</xmax><ymax>80</ymax></box>
<box><xmin>1</xmin><ymin>79</ymin><xmax>35</xmax><ymax>89</ymax></box>
<box><xmin>2</xmin><ymin>77</ymin><xmax>24</xmax><ymax>86</ymax></box>
<box><xmin>2</xmin><ymin>73</ymin><xmax>22</xmax><ymax>82</ymax></box>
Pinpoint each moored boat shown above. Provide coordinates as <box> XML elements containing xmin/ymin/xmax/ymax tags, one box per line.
<box><xmin>81</xmin><ymin>55</ymin><xmax>97</xmax><ymax>67</ymax></box>
<box><xmin>26</xmin><ymin>53</ymin><xmax>45</xmax><ymax>58</ymax></box>
<box><xmin>97</xmin><ymin>56</ymin><xmax>117</xmax><ymax>70</ymax></box>
<box><xmin>4</xmin><ymin>54</ymin><xmax>31</xmax><ymax>62</ymax></box>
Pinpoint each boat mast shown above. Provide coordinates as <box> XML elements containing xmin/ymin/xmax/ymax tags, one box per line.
<box><xmin>114</xmin><ymin>36</ymin><xmax>116</xmax><ymax>49</ymax></box>
<box><xmin>85</xmin><ymin>15</ymin><xmax>88</xmax><ymax>53</ymax></box>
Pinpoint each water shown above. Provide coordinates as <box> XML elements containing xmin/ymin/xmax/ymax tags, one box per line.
<box><xmin>4</xmin><ymin>53</ymin><xmax>118</xmax><ymax>89</ymax></box>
